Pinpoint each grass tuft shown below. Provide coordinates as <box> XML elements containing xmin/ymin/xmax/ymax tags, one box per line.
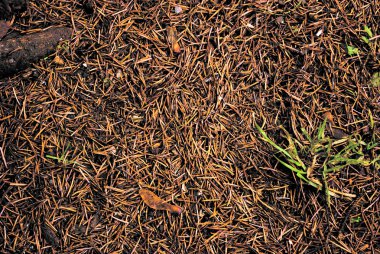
<box><xmin>256</xmin><ymin>118</ymin><xmax>379</xmax><ymax>203</ymax></box>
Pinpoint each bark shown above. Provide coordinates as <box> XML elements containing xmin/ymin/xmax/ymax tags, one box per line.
<box><xmin>0</xmin><ymin>27</ymin><xmax>72</xmax><ymax>78</ymax></box>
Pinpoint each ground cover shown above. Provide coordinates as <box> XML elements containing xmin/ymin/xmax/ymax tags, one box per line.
<box><xmin>0</xmin><ymin>0</ymin><xmax>379</xmax><ymax>253</ymax></box>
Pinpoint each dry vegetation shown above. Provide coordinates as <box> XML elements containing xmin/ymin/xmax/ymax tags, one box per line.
<box><xmin>0</xmin><ymin>0</ymin><xmax>379</xmax><ymax>253</ymax></box>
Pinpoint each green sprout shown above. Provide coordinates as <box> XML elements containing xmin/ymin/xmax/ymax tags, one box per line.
<box><xmin>351</xmin><ymin>216</ymin><xmax>362</xmax><ymax>223</ymax></box>
<box><xmin>46</xmin><ymin>144</ymin><xmax>76</xmax><ymax>165</ymax></box>
<box><xmin>346</xmin><ymin>45</ymin><xmax>359</xmax><ymax>56</ymax></box>
<box><xmin>364</xmin><ymin>25</ymin><xmax>373</xmax><ymax>38</ymax></box>
<box><xmin>361</xmin><ymin>25</ymin><xmax>375</xmax><ymax>45</ymax></box>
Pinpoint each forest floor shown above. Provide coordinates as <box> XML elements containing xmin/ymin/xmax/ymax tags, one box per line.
<box><xmin>0</xmin><ymin>1</ymin><xmax>379</xmax><ymax>253</ymax></box>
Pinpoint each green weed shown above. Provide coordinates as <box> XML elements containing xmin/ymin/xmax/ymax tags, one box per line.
<box><xmin>256</xmin><ymin>118</ymin><xmax>379</xmax><ymax>204</ymax></box>
<box><xmin>347</xmin><ymin>25</ymin><xmax>375</xmax><ymax>55</ymax></box>
<box><xmin>361</xmin><ymin>25</ymin><xmax>373</xmax><ymax>44</ymax></box>
<box><xmin>56</xmin><ymin>40</ymin><xmax>70</xmax><ymax>52</ymax></box>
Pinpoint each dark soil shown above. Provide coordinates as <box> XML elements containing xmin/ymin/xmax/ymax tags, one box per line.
<box><xmin>0</xmin><ymin>1</ymin><xmax>379</xmax><ymax>253</ymax></box>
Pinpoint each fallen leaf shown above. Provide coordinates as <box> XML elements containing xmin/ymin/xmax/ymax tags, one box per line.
<box><xmin>167</xmin><ymin>26</ymin><xmax>175</xmax><ymax>43</ymax></box>
<box><xmin>167</xmin><ymin>26</ymin><xmax>181</xmax><ymax>53</ymax></box>
<box><xmin>0</xmin><ymin>20</ymin><xmax>10</xmax><ymax>39</ymax></box>
<box><xmin>173</xmin><ymin>41</ymin><xmax>181</xmax><ymax>53</ymax></box>
<box><xmin>324</xmin><ymin>112</ymin><xmax>334</xmax><ymax>123</ymax></box>
<box><xmin>139</xmin><ymin>189</ymin><xmax>182</xmax><ymax>214</ymax></box>
<box><xmin>53</xmin><ymin>55</ymin><xmax>65</xmax><ymax>65</ymax></box>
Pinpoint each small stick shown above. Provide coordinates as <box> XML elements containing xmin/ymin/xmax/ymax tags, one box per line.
<box><xmin>0</xmin><ymin>147</ymin><xmax>7</xmax><ymax>169</ymax></box>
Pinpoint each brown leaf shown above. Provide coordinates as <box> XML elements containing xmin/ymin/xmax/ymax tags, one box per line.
<box><xmin>139</xmin><ymin>188</ymin><xmax>182</xmax><ymax>214</ymax></box>
<box><xmin>53</xmin><ymin>55</ymin><xmax>65</xmax><ymax>65</ymax></box>
<box><xmin>0</xmin><ymin>20</ymin><xmax>10</xmax><ymax>39</ymax></box>
<box><xmin>167</xmin><ymin>26</ymin><xmax>181</xmax><ymax>53</ymax></box>
<box><xmin>173</xmin><ymin>41</ymin><xmax>181</xmax><ymax>53</ymax></box>
<box><xmin>324</xmin><ymin>111</ymin><xmax>334</xmax><ymax>123</ymax></box>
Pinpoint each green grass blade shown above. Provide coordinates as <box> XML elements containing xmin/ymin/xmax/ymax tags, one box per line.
<box><xmin>301</xmin><ymin>128</ymin><xmax>312</xmax><ymax>143</ymax></box>
<box><xmin>256</xmin><ymin>124</ymin><xmax>293</xmax><ymax>160</ymax></box>
<box><xmin>318</xmin><ymin>118</ymin><xmax>327</xmax><ymax>140</ymax></box>
<box><xmin>276</xmin><ymin>157</ymin><xmax>306</xmax><ymax>175</ymax></box>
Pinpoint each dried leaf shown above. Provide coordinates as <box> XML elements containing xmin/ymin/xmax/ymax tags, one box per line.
<box><xmin>139</xmin><ymin>189</ymin><xmax>182</xmax><ymax>214</ymax></box>
<box><xmin>167</xmin><ymin>26</ymin><xmax>181</xmax><ymax>53</ymax></box>
<box><xmin>167</xmin><ymin>26</ymin><xmax>175</xmax><ymax>44</ymax></box>
<box><xmin>53</xmin><ymin>55</ymin><xmax>65</xmax><ymax>65</ymax></box>
<box><xmin>173</xmin><ymin>41</ymin><xmax>181</xmax><ymax>53</ymax></box>
<box><xmin>324</xmin><ymin>112</ymin><xmax>334</xmax><ymax>123</ymax></box>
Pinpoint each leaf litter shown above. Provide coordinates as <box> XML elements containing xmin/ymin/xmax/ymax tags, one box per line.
<box><xmin>0</xmin><ymin>0</ymin><xmax>379</xmax><ymax>253</ymax></box>
<box><xmin>139</xmin><ymin>188</ymin><xmax>182</xmax><ymax>214</ymax></box>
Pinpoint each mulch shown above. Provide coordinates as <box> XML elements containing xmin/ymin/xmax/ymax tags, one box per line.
<box><xmin>0</xmin><ymin>0</ymin><xmax>379</xmax><ymax>253</ymax></box>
